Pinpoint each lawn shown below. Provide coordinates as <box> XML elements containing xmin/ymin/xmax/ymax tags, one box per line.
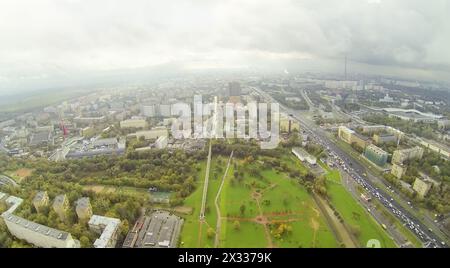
<box><xmin>217</xmin><ymin>157</ymin><xmax>338</xmax><ymax>248</ymax></box>
<box><xmin>179</xmin><ymin>161</ymin><xmax>207</xmax><ymax>248</ymax></box>
<box><xmin>220</xmin><ymin>220</ymin><xmax>268</xmax><ymax>248</ymax></box>
<box><xmin>325</xmin><ymin>170</ymin><xmax>397</xmax><ymax>248</ymax></box>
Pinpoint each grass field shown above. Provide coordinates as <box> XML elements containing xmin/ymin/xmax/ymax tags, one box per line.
<box><xmin>179</xmin><ymin>151</ymin><xmax>399</xmax><ymax>248</ymax></box>
<box><xmin>81</xmin><ymin>184</ymin><xmax>149</xmax><ymax>196</ymax></box>
<box><xmin>216</xmin><ymin>156</ymin><xmax>338</xmax><ymax>248</ymax></box>
<box><xmin>179</xmin><ymin>160</ymin><xmax>208</xmax><ymax>247</ymax></box>
<box><xmin>325</xmin><ymin>170</ymin><xmax>397</xmax><ymax>248</ymax></box>
<box><xmin>5</xmin><ymin>168</ymin><xmax>33</xmax><ymax>183</ymax></box>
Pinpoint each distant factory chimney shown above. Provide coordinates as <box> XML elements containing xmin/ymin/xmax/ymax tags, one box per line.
<box><xmin>344</xmin><ymin>55</ymin><xmax>347</xmax><ymax>80</ymax></box>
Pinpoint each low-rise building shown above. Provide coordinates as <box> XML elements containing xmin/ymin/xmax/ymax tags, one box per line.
<box><xmin>292</xmin><ymin>147</ymin><xmax>317</xmax><ymax>165</ymax></box>
<box><xmin>120</xmin><ymin>119</ymin><xmax>147</xmax><ymax>129</ymax></box>
<box><xmin>363</xmin><ymin>144</ymin><xmax>388</xmax><ymax>167</ymax></box>
<box><xmin>92</xmin><ymin>138</ymin><xmax>118</xmax><ymax>149</ymax></box>
<box><xmin>128</xmin><ymin>128</ymin><xmax>168</xmax><ymax>140</ymax></box>
<box><xmin>32</xmin><ymin>191</ymin><xmax>49</xmax><ymax>213</ymax></box>
<box><xmin>88</xmin><ymin>215</ymin><xmax>121</xmax><ymax>248</ymax></box>
<box><xmin>123</xmin><ymin>211</ymin><xmax>183</xmax><ymax>248</ymax></box>
<box><xmin>29</xmin><ymin>131</ymin><xmax>53</xmax><ymax>147</ymax></box>
<box><xmin>76</xmin><ymin>197</ymin><xmax>93</xmax><ymax>222</ymax></box>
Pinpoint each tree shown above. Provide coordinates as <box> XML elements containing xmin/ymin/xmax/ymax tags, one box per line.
<box><xmin>240</xmin><ymin>204</ymin><xmax>246</xmax><ymax>216</ymax></box>
<box><xmin>80</xmin><ymin>236</ymin><xmax>91</xmax><ymax>248</ymax></box>
<box><xmin>233</xmin><ymin>220</ymin><xmax>241</xmax><ymax>231</ymax></box>
<box><xmin>206</xmin><ymin>227</ymin><xmax>215</xmax><ymax>239</ymax></box>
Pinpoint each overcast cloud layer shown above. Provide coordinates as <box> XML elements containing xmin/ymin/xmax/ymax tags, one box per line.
<box><xmin>1</xmin><ymin>0</ymin><xmax>450</xmax><ymax>92</ymax></box>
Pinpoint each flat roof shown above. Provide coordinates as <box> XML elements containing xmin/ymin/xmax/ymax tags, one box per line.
<box><xmin>89</xmin><ymin>215</ymin><xmax>121</xmax><ymax>248</ymax></box>
<box><xmin>3</xmin><ymin>213</ymin><xmax>69</xmax><ymax>240</ymax></box>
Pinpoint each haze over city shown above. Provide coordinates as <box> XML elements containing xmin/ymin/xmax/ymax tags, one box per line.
<box><xmin>1</xmin><ymin>0</ymin><xmax>450</xmax><ymax>95</ymax></box>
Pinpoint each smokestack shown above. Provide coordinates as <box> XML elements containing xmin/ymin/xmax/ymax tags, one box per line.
<box><xmin>344</xmin><ymin>55</ymin><xmax>347</xmax><ymax>80</ymax></box>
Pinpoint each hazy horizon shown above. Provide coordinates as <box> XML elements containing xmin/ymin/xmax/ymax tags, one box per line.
<box><xmin>1</xmin><ymin>0</ymin><xmax>450</xmax><ymax>94</ymax></box>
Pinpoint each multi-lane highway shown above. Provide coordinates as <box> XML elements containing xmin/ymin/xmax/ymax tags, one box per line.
<box><xmin>253</xmin><ymin>86</ymin><xmax>448</xmax><ymax>248</ymax></box>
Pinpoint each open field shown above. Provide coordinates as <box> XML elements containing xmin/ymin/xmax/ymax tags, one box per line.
<box><xmin>5</xmin><ymin>168</ymin><xmax>33</xmax><ymax>183</ymax></box>
<box><xmin>180</xmin><ymin>153</ymin><xmax>340</xmax><ymax>248</ymax></box>
<box><xmin>218</xmin><ymin>162</ymin><xmax>338</xmax><ymax>248</ymax></box>
<box><xmin>82</xmin><ymin>184</ymin><xmax>148</xmax><ymax>196</ymax></box>
<box><xmin>179</xmin><ymin>150</ymin><xmax>400</xmax><ymax>248</ymax></box>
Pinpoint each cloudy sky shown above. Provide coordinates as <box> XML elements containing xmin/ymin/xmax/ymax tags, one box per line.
<box><xmin>0</xmin><ymin>0</ymin><xmax>450</xmax><ymax>93</ymax></box>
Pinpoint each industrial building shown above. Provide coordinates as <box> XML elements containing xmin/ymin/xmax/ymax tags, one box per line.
<box><xmin>364</xmin><ymin>144</ymin><xmax>388</xmax><ymax>167</ymax></box>
<box><xmin>128</xmin><ymin>128</ymin><xmax>168</xmax><ymax>140</ymax></box>
<box><xmin>92</xmin><ymin>138</ymin><xmax>119</xmax><ymax>149</ymax></box>
<box><xmin>292</xmin><ymin>147</ymin><xmax>317</xmax><ymax>165</ymax></box>
<box><xmin>122</xmin><ymin>210</ymin><xmax>183</xmax><ymax>248</ymax></box>
<box><xmin>29</xmin><ymin>131</ymin><xmax>53</xmax><ymax>147</ymax></box>
<box><xmin>280</xmin><ymin>113</ymin><xmax>300</xmax><ymax>134</ymax></box>
<box><xmin>88</xmin><ymin>215</ymin><xmax>121</xmax><ymax>248</ymax></box>
<box><xmin>120</xmin><ymin>119</ymin><xmax>147</xmax><ymax>129</ymax></box>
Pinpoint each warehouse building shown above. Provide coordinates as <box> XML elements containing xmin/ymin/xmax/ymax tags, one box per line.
<box><xmin>122</xmin><ymin>210</ymin><xmax>183</xmax><ymax>248</ymax></box>
<box><xmin>292</xmin><ymin>147</ymin><xmax>317</xmax><ymax>165</ymax></box>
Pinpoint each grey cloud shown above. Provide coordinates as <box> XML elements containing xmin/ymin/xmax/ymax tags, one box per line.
<box><xmin>0</xmin><ymin>0</ymin><xmax>450</xmax><ymax>92</ymax></box>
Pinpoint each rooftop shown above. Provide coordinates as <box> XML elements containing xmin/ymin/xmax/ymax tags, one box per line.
<box><xmin>76</xmin><ymin>197</ymin><xmax>91</xmax><ymax>209</ymax></box>
<box><xmin>89</xmin><ymin>215</ymin><xmax>121</xmax><ymax>248</ymax></box>
<box><xmin>3</xmin><ymin>213</ymin><xmax>70</xmax><ymax>240</ymax></box>
<box><xmin>33</xmin><ymin>191</ymin><xmax>48</xmax><ymax>203</ymax></box>
<box><xmin>53</xmin><ymin>194</ymin><xmax>67</xmax><ymax>207</ymax></box>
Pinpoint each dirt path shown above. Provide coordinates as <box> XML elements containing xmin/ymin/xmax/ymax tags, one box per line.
<box><xmin>252</xmin><ymin>189</ymin><xmax>274</xmax><ymax>248</ymax></box>
<box><xmin>214</xmin><ymin>151</ymin><xmax>234</xmax><ymax>248</ymax></box>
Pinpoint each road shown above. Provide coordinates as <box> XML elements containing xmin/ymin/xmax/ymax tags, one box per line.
<box><xmin>200</xmin><ymin>140</ymin><xmax>212</xmax><ymax>220</ymax></box>
<box><xmin>252</xmin><ymin>86</ymin><xmax>447</xmax><ymax>248</ymax></box>
<box><xmin>214</xmin><ymin>150</ymin><xmax>234</xmax><ymax>248</ymax></box>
